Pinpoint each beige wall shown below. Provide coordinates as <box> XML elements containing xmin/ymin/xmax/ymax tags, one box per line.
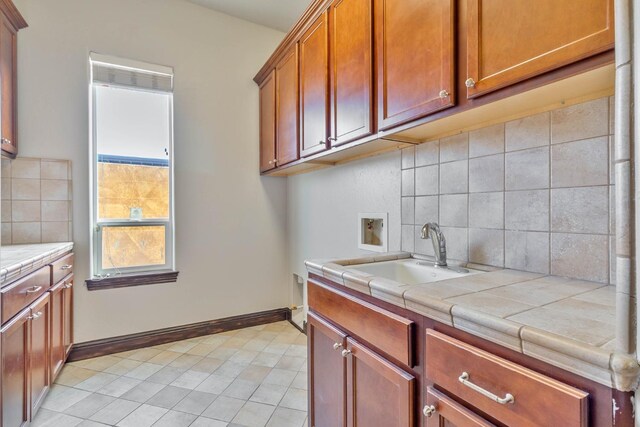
<box><xmin>13</xmin><ymin>0</ymin><xmax>288</xmax><ymax>342</ymax></box>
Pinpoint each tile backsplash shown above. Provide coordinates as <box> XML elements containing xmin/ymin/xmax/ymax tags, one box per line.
<box><xmin>1</xmin><ymin>157</ymin><xmax>73</xmax><ymax>244</ymax></box>
<box><xmin>401</xmin><ymin>97</ymin><xmax>614</xmax><ymax>284</ymax></box>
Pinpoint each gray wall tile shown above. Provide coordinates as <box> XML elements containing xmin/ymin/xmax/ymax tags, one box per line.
<box><xmin>505</xmin><ymin>190</ymin><xmax>549</xmax><ymax>231</ymax></box>
<box><xmin>551</xmin><ymin>136</ymin><xmax>608</xmax><ymax>187</ymax></box>
<box><xmin>439</xmin><ymin>194</ymin><xmax>468</xmax><ymax>227</ymax></box>
<box><xmin>505</xmin><ymin>147</ymin><xmax>549</xmax><ymax>190</ymax></box>
<box><xmin>551</xmin><ymin>233</ymin><xmax>608</xmax><ymax>283</ymax></box>
<box><xmin>505</xmin><ymin>231</ymin><xmax>549</xmax><ymax>274</ymax></box>
<box><xmin>401</xmin><ymin>169</ymin><xmax>414</xmax><ymax>196</ymax></box>
<box><xmin>469</xmin><ymin>228</ymin><xmax>504</xmax><ymax>267</ymax></box>
<box><xmin>401</xmin><ymin>225</ymin><xmax>414</xmax><ymax>252</ymax></box>
<box><xmin>401</xmin><ymin>197</ymin><xmax>414</xmax><ymax>225</ymax></box>
<box><xmin>551</xmin><ymin>186</ymin><xmax>608</xmax><ymax>233</ymax></box>
<box><xmin>439</xmin><ymin>133</ymin><xmax>468</xmax><ymax>162</ymax></box>
<box><xmin>505</xmin><ymin>111</ymin><xmax>550</xmax><ymax>152</ymax></box>
<box><xmin>401</xmin><ymin>147</ymin><xmax>415</xmax><ymax>170</ymax></box>
<box><xmin>469</xmin><ymin>192</ymin><xmax>503</xmax><ymax>229</ymax></box>
<box><xmin>416</xmin><ymin>140</ymin><xmax>439</xmax><ymax>167</ymax></box>
<box><xmin>415</xmin><ymin>196</ymin><xmax>438</xmax><ymax>226</ymax></box>
<box><xmin>469</xmin><ymin>154</ymin><xmax>504</xmax><ymax>193</ymax></box>
<box><xmin>440</xmin><ymin>160</ymin><xmax>468</xmax><ymax>194</ymax></box>
<box><xmin>440</xmin><ymin>227</ymin><xmax>467</xmax><ymax>262</ymax></box>
<box><xmin>551</xmin><ymin>98</ymin><xmax>609</xmax><ymax>144</ymax></box>
<box><xmin>415</xmin><ymin>165</ymin><xmax>439</xmax><ymax>196</ymax></box>
<box><xmin>469</xmin><ymin>123</ymin><xmax>504</xmax><ymax>158</ymax></box>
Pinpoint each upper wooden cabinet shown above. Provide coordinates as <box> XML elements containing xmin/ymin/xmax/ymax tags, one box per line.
<box><xmin>329</xmin><ymin>0</ymin><xmax>374</xmax><ymax>146</ymax></box>
<box><xmin>465</xmin><ymin>0</ymin><xmax>615</xmax><ymax>98</ymax></box>
<box><xmin>300</xmin><ymin>11</ymin><xmax>330</xmax><ymax>157</ymax></box>
<box><xmin>375</xmin><ymin>0</ymin><xmax>455</xmax><ymax>131</ymax></box>
<box><xmin>0</xmin><ymin>0</ymin><xmax>26</xmax><ymax>159</ymax></box>
<box><xmin>259</xmin><ymin>70</ymin><xmax>277</xmax><ymax>172</ymax></box>
<box><xmin>275</xmin><ymin>45</ymin><xmax>300</xmax><ymax>167</ymax></box>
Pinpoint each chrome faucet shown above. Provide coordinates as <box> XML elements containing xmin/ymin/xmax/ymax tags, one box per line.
<box><xmin>421</xmin><ymin>223</ymin><xmax>447</xmax><ymax>267</ymax></box>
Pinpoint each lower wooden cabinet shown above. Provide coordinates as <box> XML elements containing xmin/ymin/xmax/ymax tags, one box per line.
<box><xmin>308</xmin><ymin>311</ymin><xmax>415</xmax><ymax>427</ymax></box>
<box><xmin>346</xmin><ymin>338</ymin><xmax>415</xmax><ymax>427</ymax></box>
<box><xmin>1</xmin><ymin>307</ymin><xmax>30</xmax><ymax>427</ymax></box>
<box><xmin>424</xmin><ymin>387</ymin><xmax>496</xmax><ymax>427</ymax></box>
<box><xmin>49</xmin><ymin>276</ymin><xmax>73</xmax><ymax>380</ymax></box>
<box><xmin>29</xmin><ymin>294</ymin><xmax>50</xmax><ymax>417</ymax></box>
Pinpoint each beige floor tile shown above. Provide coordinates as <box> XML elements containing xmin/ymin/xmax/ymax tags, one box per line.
<box><xmin>216</xmin><ymin>360</ymin><xmax>249</xmax><ymax>378</ymax></box>
<box><xmin>146</xmin><ymin>351</ymin><xmax>183</xmax><ymax>366</ymax></box>
<box><xmin>263</xmin><ymin>342</ymin><xmax>290</xmax><ymax>355</ymax></box>
<box><xmin>96</xmin><ymin>376</ymin><xmax>142</xmax><ymax>398</ymax></box>
<box><xmin>188</xmin><ymin>343</ymin><xmax>220</xmax><ymax>356</ymax></box>
<box><xmin>263</xmin><ymin>369</ymin><xmax>297</xmax><ymax>387</ymax></box>
<box><xmin>221</xmin><ymin>337</ymin><xmax>251</xmax><ymax>349</ymax></box>
<box><xmin>191</xmin><ymin>416</ymin><xmax>229</xmax><ymax>426</ymax></box>
<box><xmin>172</xmin><ymin>390</ymin><xmax>218</xmax><ymax>415</ymax></box>
<box><xmin>192</xmin><ymin>357</ymin><xmax>224</xmax><ymax>373</ymax></box>
<box><xmin>145</xmin><ymin>385</ymin><xmax>190</xmax><ymax>409</ymax></box>
<box><xmin>238</xmin><ymin>365</ymin><xmax>271</xmax><ymax>383</ymax></box>
<box><xmin>55</xmin><ymin>365</ymin><xmax>101</xmax><ymax>387</ymax></box>
<box><xmin>202</xmin><ymin>395</ymin><xmax>246</xmax><ymax>421</ymax></box>
<box><xmin>120</xmin><ymin>381</ymin><xmax>166</xmax><ymax>403</ymax></box>
<box><xmin>168</xmin><ymin>340</ymin><xmax>200</xmax><ymax>353</ymax></box>
<box><xmin>230</xmin><ymin>349</ymin><xmax>259</xmax><ymax>364</ymax></box>
<box><xmin>250</xmin><ymin>383</ymin><xmax>287</xmax><ymax>406</ymax></box>
<box><xmin>222</xmin><ymin>378</ymin><xmax>260</xmax><ymax>400</ymax></box>
<box><xmin>266</xmin><ymin>407</ymin><xmax>307</xmax><ymax>427</ymax></box>
<box><xmin>124</xmin><ymin>363</ymin><xmax>164</xmax><ymax>380</ymax></box>
<box><xmin>146</xmin><ymin>366</ymin><xmax>187</xmax><ymax>385</ymax></box>
<box><xmin>104</xmin><ymin>359</ymin><xmax>143</xmax><ymax>376</ymax></box>
<box><xmin>74</xmin><ymin>372</ymin><xmax>120</xmax><ymax>392</ymax></box>
<box><xmin>116</xmin><ymin>404</ymin><xmax>168</xmax><ymax>427</ymax></box>
<box><xmin>232</xmin><ymin>401</ymin><xmax>276</xmax><ymax>427</ymax></box>
<box><xmin>170</xmin><ymin>354</ymin><xmax>204</xmax><ymax>369</ymax></box>
<box><xmin>171</xmin><ymin>370</ymin><xmax>210</xmax><ymax>389</ymax></box>
<box><xmin>126</xmin><ymin>348</ymin><xmax>163</xmax><ymax>362</ymax></box>
<box><xmin>80</xmin><ymin>355</ymin><xmax>123</xmax><ymax>372</ymax></box>
<box><xmin>243</xmin><ymin>339</ymin><xmax>271</xmax><ymax>352</ymax></box>
<box><xmin>251</xmin><ymin>352</ymin><xmax>281</xmax><ymax>368</ymax></box>
<box><xmin>290</xmin><ymin>372</ymin><xmax>307</xmax><ymax>390</ymax></box>
<box><xmin>32</xmin><ymin>410</ymin><xmax>84</xmax><ymax>427</ymax></box>
<box><xmin>235</xmin><ymin>329</ymin><xmax>260</xmax><ymax>339</ymax></box>
<box><xmin>64</xmin><ymin>393</ymin><xmax>116</xmax><ymax>419</ymax></box>
<box><xmin>89</xmin><ymin>399</ymin><xmax>141</xmax><ymax>425</ymax></box>
<box><xmin>284</xmin><ymin>345</ymin><xmax>307</xmax><ymax>358</ymax></box>
<box><xmin>153</xmin><ymin>410</ymin><xmax>198</xmax><ymax>427</ymax></box>
<box><xmin>42</xmin><ymin>385</ymin><xmax>92</xmax><ymax>411</ymax></box>
<box><xmin>196</xmin><ymin>374</ymin><xmax>234</xmax><ymax>394</ymax></box>
<box><xmin>200</xmin><ymin>335</ymin><xmax>230</xmax><ymax>346</ymax></box>
<box><xmin>275</xmin><ymin>356</ymin><xmax>305</xmax><ymax>371</ymax></box>
<box><xmin>208</xmin><ymin>347</ymin><xmax>238</xmax><ymax>360</ymax></box>
<box><xmin>280</xmin><ymin>388</ymin><xmax>307</xmax><ymax>411</ymax></box>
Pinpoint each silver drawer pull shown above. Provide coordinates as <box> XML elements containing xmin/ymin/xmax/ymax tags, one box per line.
<box><xmin>341</xmin><ymin>349</ymin><xmax>351</xmax><ymax>357</ymax></box>
<box><xmin>32</xmin><ymin>311</ymin><xmax>43</xmax><ymax>319</ymax></box>
<box><xmin>458</xmin><ymin>372</ymin><xmax>514</xmax><ymax>405</ymax></box>
<box><xmin>26</xmin><ymin>286</ymin><xmax>43</xmax><ymax>294</ymax></box>
<box><xmin>65</xmin><ymin>283</ymin><xmax>73</xmax><ymax>289</ymax></box>
<box><xmin>333</xmin><ymin>342</ymin><xmax>343</xmax><ymax>350</ymax></box>
<box><xmin>61</xmin><ymin>264</ymin><xmax>73</xmax><ymax>270</ymax></box>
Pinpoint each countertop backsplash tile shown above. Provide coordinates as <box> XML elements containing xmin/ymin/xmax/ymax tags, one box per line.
<box><xmin>1</xmin><ymin>157</ymin><xmax>73</xmax><ymax>244</ymax></box>
<box><xmin>402</xmin><ymin>96</ymin><xmax>614</xmax><ymax>283</ymax></box>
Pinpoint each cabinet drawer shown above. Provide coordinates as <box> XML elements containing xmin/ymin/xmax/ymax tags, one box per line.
<box><xmin>1</xmin><ymin>266</ymin><xmax>50</xmax><ymax>324</ymax></box>
<box><xmin>425</xmin><ymin>329</ymin><xmax>588</xmax><ymax>427</ymax></box>
<box><xmin>308</xmin><ymin>280</ymin><xmax>414</xmax><ymax>366</ymax></box>
<box><xmin>50</xmin><ymin>253</ymin><xmax>73</xmax><ymax>285</ymax></box>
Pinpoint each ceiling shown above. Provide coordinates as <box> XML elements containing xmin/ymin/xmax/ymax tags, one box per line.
<box><xmin>186</xmin><ymin>0</ymin><xmax>308</xmax><ymax>32</ymax></box>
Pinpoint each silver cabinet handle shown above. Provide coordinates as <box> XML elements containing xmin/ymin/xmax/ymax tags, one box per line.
<box><xmin>26</xmin><ymin>286</ymin><xmax>43</xmax><ymax>294</ymax></box>
<box><xmin>32</xmin><ymin>311</ymin><xmax>43</xmax><ymax>319</ymax></box>
<box><xmin>465</xmin><ymin>78</ymin><xmax>476</xmax><ymax>88</ymax></box>
<box><xmin>423</xmin><ymin>404</ymin><xmax>437</xmax><ymax>417</ymax></box>
<box><xmin>268</xmin><ymin>159</ymin><xmax>277</xmax><ymax>165</ymax></box>
<box><xmin>341</xmin><ymin>349</ymin><xmax>351</xmax><ymax>357</ymax></box>
<box><xmin>458</xmin><ymin>372</ymin><xmax>514</xmax><ymax>405</ymax></box>
<box><xmin>65</xmin><ymin>283</ymin><xmax>73</xmax><ymax>289</ymax></box>
<box><xmin>61</xmin><ymin>264</ymin><xmax>73</xmax><ymax>270</ymax></box>
<box><xmin>332</xmin><ymin>342</ymin><xmax>342</xmax><ymax>350</ymax></box>
<box><xmin>328</xmin><ymin>137</ymin><xmax>337</xmax><ymax>142</ymax></box>
<box><xmin>439</xmin><ymin>90</ymin><xmax>449</xmax><ymax>99</ymax></box>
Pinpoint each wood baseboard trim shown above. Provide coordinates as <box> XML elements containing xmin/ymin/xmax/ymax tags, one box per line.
<box><xmin>68</xmin><ymin>307</ymin><xmax>291</xmax><ymax>362</ymax></box>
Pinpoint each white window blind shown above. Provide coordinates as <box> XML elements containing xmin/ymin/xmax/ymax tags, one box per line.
<box><xmin>90</xmin><ymin>52</ymin><xmax>173</xmax><ymax>93</ymax></box>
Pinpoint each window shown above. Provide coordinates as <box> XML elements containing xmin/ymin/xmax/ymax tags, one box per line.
<box><xmin>89</xmin><ymin>53</ymin><xmax>175</xmax><ymax>280</ymax></box>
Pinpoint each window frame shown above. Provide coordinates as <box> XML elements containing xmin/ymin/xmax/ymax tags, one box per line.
<box><xmin>89</xmin><ymin>55</ymin><xmax>176</xmax><ymax>279</ymax></box>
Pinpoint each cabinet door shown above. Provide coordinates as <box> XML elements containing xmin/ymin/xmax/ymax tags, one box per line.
<box><xmin>346</xmin><ymin>337</ymin><xmax>414</xmax><ymax>427</ymax></box>
<box><xmin>63</xmin><ymin>277</ymin><xmax>74</xmax><ymax>358</ymax></box>
<box><xmin>425</xmin><ymin>387</ymin><xmax>495</xmax><ymax>427</ymax></box>
<box><xmin>308</xmin><ymin>312</ymin><xmax>347</xmax><ymax>427</ymax></box>
<box><xmin>1</xmin><ymin>308</ymin><xmax>30</xmax><ymax>427</ymax></box>
<box><xmin>329</xmin><ymin>0</ymin><xmax>373</xmax><ymax>146</ymax></box>
<box><xmin>29</xmin><ymin>294</ymin><xmax>50</xmax><ymax>417</ymax></box>
<box><xmin>465</xmin><ymin>0</ymin><xmax>614</xmax><ymax>98</ymax></box>
<box><xmin>300</xmin><ymin>11</ymin><xmax>329</xmax><ymax>158</ymax></box>
<box><xmin>259</xmin><ymin>70</ymin><xmax>277</xmax><ymax>172</ymax></box>
<box><xmin>0</xmin><ymin>14</ymin><xmax>16</xmax><ymax>157</ymax></box>
<box><xmin>375</xmin><ymin>0</ymin><xmax>454</xmax><ymax>131</ymax></box>
<box><xmin>49</xmin><ymin>280</ymin><xmax>65</xmax><ymax>381</ymax></box>
<box><xmin>275</xmin><ymin>45</ymin><xmax>300</xmax><ymax>166</ymax></box>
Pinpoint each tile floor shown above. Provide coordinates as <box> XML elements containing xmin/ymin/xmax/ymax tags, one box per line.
<box><xmin>34</xmin><ymin>321</ymin><xmax>308</xmax><ymax>427</ymax></box>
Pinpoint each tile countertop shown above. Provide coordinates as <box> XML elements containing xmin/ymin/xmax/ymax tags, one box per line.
<box><xmin>305</xmin><ymin>252</ymin><xmax>640</xmax><ymax>392</ymax></box>
<box><xmin>1</xmin><ymin>242</ymin><xmax>74</xmax><ymax>286</ymax></box>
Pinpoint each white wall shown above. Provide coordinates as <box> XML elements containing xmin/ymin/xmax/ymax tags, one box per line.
<box><xmin>287</xmin><ymin>152</ymin><xmax>402</xmax><ymax>279</ymax></box>
<box><xmin>13</xmin><ymin>0</ymin><xmax>289</xmax><ymax>342</ymax></box>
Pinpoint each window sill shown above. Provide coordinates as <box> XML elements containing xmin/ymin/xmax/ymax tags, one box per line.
<box><xmin>85</xmin><ymin>270</ymin><xmax>179</xmax><ymax>291</ymax></box>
